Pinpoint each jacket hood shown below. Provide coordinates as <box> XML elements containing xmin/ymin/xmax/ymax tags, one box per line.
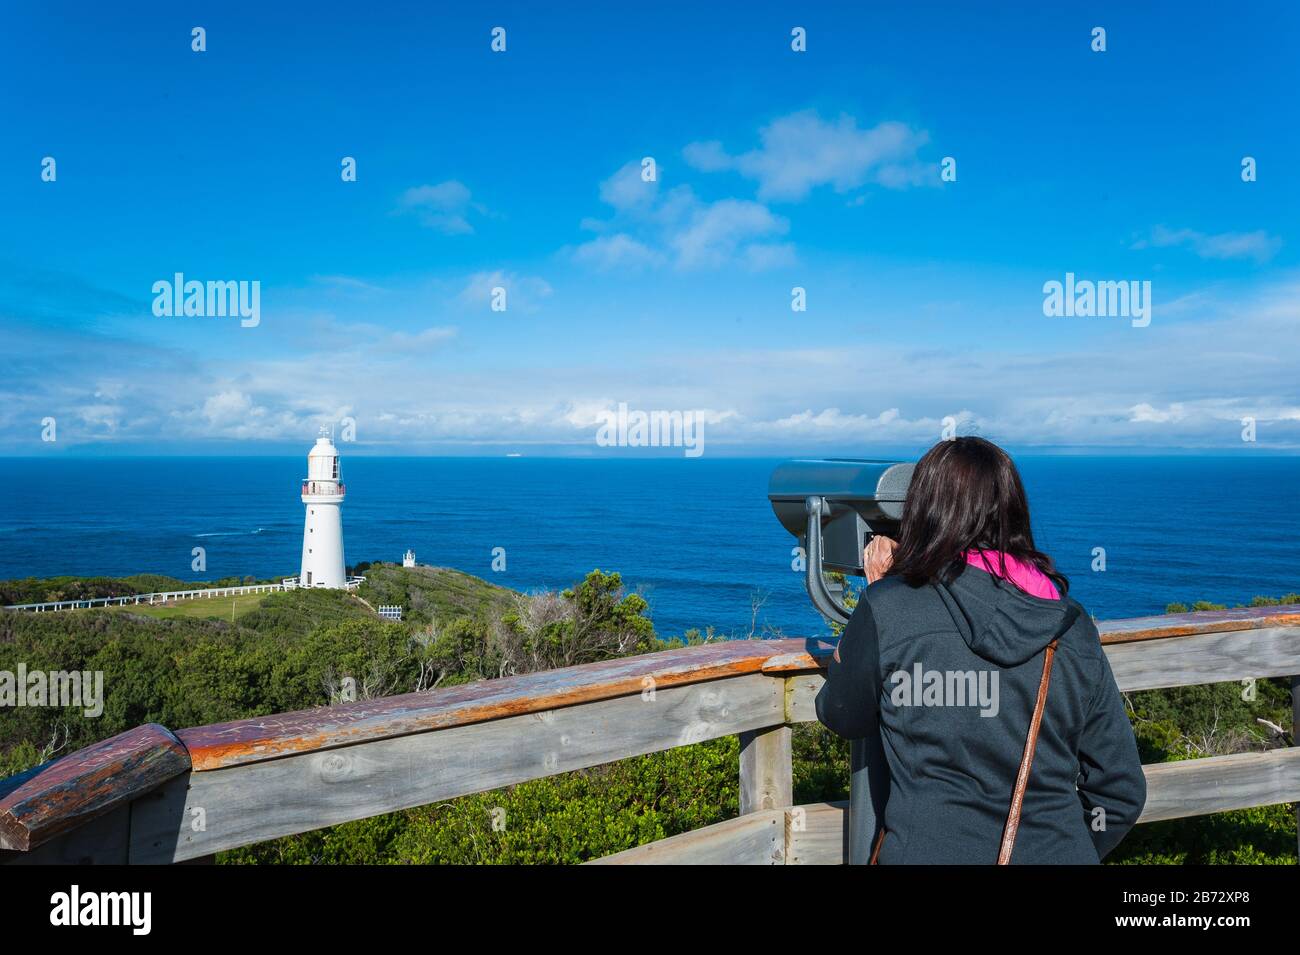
<box><xmin>934</xmin><ymin>564</ymin><xmax>1072</xmax><ymax>667</ymax></box>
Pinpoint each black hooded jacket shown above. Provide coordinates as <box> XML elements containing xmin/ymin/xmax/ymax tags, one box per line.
<box><xmin>815</xmin><ymin>565</ymin><xmax>1147</xmax><ymax>864</ymax></box>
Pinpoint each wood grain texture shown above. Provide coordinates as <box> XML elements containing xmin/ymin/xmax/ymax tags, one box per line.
<box><xmin>1139</xmin><ymin>747</ymin><xmax>1300</xmax><ymax>823</ymax></box>
<box><xmin>1</xmin><ymin>805</ymin><xmax>129</xmax><ymax>865</ymax></box>
<box><xmin>1098</xmin><ymin>605</ymin><xmax>1300</xmax><ymax>644</ymax></box>
<box><xmin>760</xmin><ymin>641</ymin><xmax>836</xmax><ymax>673</ymax></box>
<box><xmin>178</xmin><ymin>639</ymin><xmax>814</xmax><ymax>771</ymax></box>
<box><xmin>130</xmin><ymin>675</ymin><xmax>784</xmax><ymax>862</ymax></box>
<box><xmin>739</xmin><ymin>726</ymin><xmax>792</xmax><ymax>814</ymax></box>
<box><xmin>586</xmin><ymin>802</ymin><xmax>847</xmax><ymax>865</ymax></box>
<box><xmin>587</xmin><ymin>809</ymin><xmax>785</xmax><ymax>865</ymax></box>
<box><xmin>786</xmin><ymin>674</ymin><xmax>825</xmax><ymax>724</ymax></box>
<box><xmin>785</xmin><ymin>802</ymin><xmax>848</xmax><ymax>865</ymax></box>
<box><xmin>0</xmin><ymin>724</ymin><xmax>189</xmax><ymax>851</ymax></box>
<box><xmin>1105</xmin><ymin>626</ymin><xmax>1300</xmax><ymax>692</ymax></box>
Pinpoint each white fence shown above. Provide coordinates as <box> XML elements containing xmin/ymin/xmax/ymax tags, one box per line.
<box><xmin>4</xmin><ymin>576</ymin><xmax>366</xmax><ymax>613</ymax></box>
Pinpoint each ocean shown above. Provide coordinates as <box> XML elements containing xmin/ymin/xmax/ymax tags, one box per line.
<box><xmin>0</xmin><ymin>456</ymin><xmax>1297</xmax><ymax>637</ymax></box>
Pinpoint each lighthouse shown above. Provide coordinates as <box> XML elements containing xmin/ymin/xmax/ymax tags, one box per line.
<box><xmin>299</xmin><ymin>430</ymin><xmax>347</xmax><ymax>588</ymax></box>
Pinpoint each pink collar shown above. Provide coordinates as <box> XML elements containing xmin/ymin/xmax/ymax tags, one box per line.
<box><xmin>965</xmin><ymin>549</ymin><xmax>1060</xmax><ymax>600</ymax></box>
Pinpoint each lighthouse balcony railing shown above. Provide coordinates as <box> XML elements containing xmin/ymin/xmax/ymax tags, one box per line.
<box><xmin>302</xmin><ymin>481</ymin><xmax>345</xmax><ymax>496</ymax></box>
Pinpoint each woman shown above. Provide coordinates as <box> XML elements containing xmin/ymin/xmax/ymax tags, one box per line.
<box><xmin>816</xmin><ymin>437</ymin><xmax>1146</xmax><ymax>864</ymax></box>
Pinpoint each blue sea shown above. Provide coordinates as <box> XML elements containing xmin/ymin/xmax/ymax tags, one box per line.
<box><xmin>0</xmin><ymin>456</ymin><xmax>1297</xmax><ymax>637</ymax></box>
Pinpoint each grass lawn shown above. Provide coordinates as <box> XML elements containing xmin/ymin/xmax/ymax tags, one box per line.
<box><xmin>107</xmin><ymin>592</ymin><xmax>268</xmax><ymax>621</ymax></box>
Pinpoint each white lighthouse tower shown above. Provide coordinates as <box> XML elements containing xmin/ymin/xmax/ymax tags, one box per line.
<box><xmin>299</xmin><ymin>429</ymin><xmax>347</xmax><ymax>588</ymax></box>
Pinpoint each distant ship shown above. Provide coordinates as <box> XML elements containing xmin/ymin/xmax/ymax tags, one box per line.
<box><xmin>506</xmin><ymin>453</ymin><xmax>522</xmax><ymax>458</ymax></box>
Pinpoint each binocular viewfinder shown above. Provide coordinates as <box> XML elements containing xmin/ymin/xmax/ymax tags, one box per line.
<box><xmin>768</xmin><ymin>459</ymin><xmax>915</xmax><ymax>624</ymax></box>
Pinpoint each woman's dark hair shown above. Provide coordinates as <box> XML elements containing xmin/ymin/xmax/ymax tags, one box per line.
<box><xmin>884</xmin><ymin>437</ymin><xmax>1068</xmax><ymax>595</ymax></box>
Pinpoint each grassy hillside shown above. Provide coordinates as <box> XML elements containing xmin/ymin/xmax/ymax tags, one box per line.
<box><xmin>353</xmin><ymin>561</ymin><xmax>515</xmax><ymax>625</ymax></box>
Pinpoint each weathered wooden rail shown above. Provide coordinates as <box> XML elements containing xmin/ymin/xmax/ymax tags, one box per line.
<box><xmin>3</xmin><ymin>604</ymin><xmax>1299</xmax><ymax>864</ymax></box>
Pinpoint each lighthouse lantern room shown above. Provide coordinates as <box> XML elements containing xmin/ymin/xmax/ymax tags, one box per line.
<box><xmin>299</xmin><ymin>429</ymin><xmax>347</xmax><ymax>588</ymax></box>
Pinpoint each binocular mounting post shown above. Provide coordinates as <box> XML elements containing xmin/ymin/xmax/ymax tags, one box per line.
<box><xmin>804</xmin><ymin>495</ymin><xmax>854</xmax><ymax>626</ymax></box>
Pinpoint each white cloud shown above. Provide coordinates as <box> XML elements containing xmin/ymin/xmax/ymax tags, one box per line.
<box><xmin>573</xmin><ymin>160</ymin><xmax>793</xmax><ymax>272</ymax></box>
<box><xmin>573</xmin><ymin>111</ymin><xmax>934</xmax><ymax>272</ymax></box>
<box><xmin>598</xmin><ymin>162</ymin><xmax>660</xmax><ymax>212</ymax></box>
<box><xmin>397</xmin><ymin>180</ymin><xmax>482</xmax><ymax>235</ymax></box>
<box><xmin>75</xmin><ymin>403</ymin><xmax>123</xmax><ymax>433</ymax></box>
<box><xmin>8</xmin><ymin>266</ymin><xmax>1300</xmax><ymax>452</ymax></box>
<box><xmin>767</xmin><ymin>407</ymin><xmax>905</xmax><ymax>433</ymax></box>
<box><xmin>1128</xmin><ymin>402</ymin><xmax>1187</xmax><ymax>424</ymax></box>
<box><xmin>179</xmin><ymin>389</ymin><xmax>307</xmax><ymax>440</ymax></box>
<box><xmin>201</xmin><ymin>389</ymin><xmax>255</xmax><ymax>421</ymax></box>
<box><xmin>210</xmin><ymin>278</ymin><xmax>1300</xmax><ymax>449</ymax></box>
<box><xmin>670</xmin><ymin>199</ymin><xmax>791</xmax><ymax>270</ymax></box>
<box><xmin>572</xmin><ymin>233</ymin><xmax>665</xmax><ymax>271</ymax></box>
<box><xmin>684</xmin><ymin>111</ymin><xmax>933</xmax><ymax>201</ymax></box>
<box><xmin>1136</xmin><ymin>226</ymin><xmax>1281</xmax><ymax>263</ymax></box>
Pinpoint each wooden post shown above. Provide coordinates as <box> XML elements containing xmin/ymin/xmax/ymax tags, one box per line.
<box><xmin>1293</xmin><ymin>675</ymin><xmax>1299</xmax><ymax>864</ymax></box>
<box><xmin>739</xmin><ymin>725</ymin><xmax>792</xmax><ymax>814</ymax></box>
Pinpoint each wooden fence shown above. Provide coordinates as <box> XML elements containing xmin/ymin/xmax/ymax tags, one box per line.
<box><xmin>3</xmin><ymin>604</ymin><xmax>1299</xmax><ymax>864</ymax></box>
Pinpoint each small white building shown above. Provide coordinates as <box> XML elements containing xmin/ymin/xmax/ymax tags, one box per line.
<box><xmin>299</xmin><ymin>430</ymin><xmax>347</xmax><ymax>588</ymax></box>
<box><xmin>403</xmin><ymin>549</ymin><xmax>416</xmax><ymax>568</ymax></box>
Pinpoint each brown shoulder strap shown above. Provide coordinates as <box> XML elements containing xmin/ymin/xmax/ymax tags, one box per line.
<box><xmin>996</xmin><ymin>600</ymin><xmax>1081</xmax><ymax>864</ymax></box>
<box><xmin>870</xmin><ymin>601</ymin><xmax>1081</xmax><ymax>866</ymax></box>
<box><xmin>997</xmin><ymin>638</ymin><xmax>1059</xmax><ymax>864</ymax></box>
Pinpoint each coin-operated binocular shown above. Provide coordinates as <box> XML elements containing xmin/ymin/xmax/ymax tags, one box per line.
<box><xmin>768</xmin><ymin>459</ymin><xmax>914</xmax><ymax>624</ymax></box>
<box><xmin>770</xmin><ymin>458</ymin><xmax>915</xmax><ymax>865</ymax></box>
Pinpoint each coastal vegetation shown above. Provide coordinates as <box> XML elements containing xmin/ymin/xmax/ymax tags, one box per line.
<box><xmin>1</xmin><ymin>565</ymin><xmax>1296</xmax><ymax>864</ymax></box>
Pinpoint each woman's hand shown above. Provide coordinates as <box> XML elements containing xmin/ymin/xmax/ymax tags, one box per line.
<box><xmin>864</xmin><ymin>535</ymin><xmax>898</xmax><ymax>584</ymax></box>
<box><xmin>834</xmin><ymin>535</ymin><xmax>899</xmax><ymax>662</ymax></box>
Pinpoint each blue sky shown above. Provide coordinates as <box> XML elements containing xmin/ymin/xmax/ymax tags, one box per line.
<box><xmin>1</xmin><ymin>0</ymin><xmax>1297</xmax><ymax>455</ymax></box>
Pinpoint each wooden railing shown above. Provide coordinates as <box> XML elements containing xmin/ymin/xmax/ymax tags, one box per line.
<box><xmin>3</xmin><ymin>605</ymin><xmax>1299</xmax><ymax>865</ymax></box>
